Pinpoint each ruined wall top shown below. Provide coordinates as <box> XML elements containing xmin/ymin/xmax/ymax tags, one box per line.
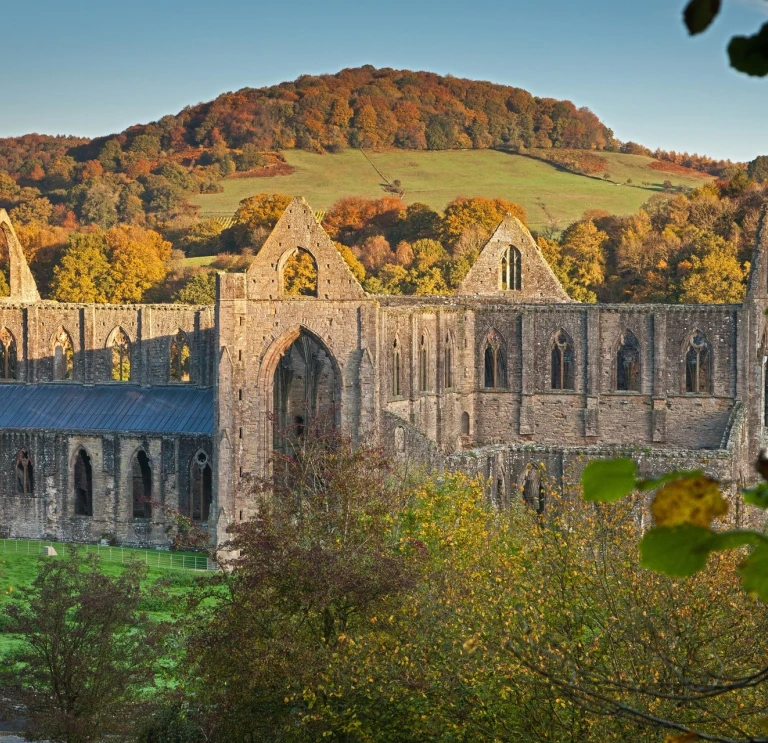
<box><xmin>246</xmin><ymin>198</ymin><xmax>366</xmax><ymax>301</ymax></box>
<box><xmin>0</xmin><ymin>209</ymin><xmax>40</xmax><ymax>304</ymax></box>
<box><xmin>457</xmin><ymin>215</ymin><xmax>573</xmax><ymax>302</ymax></box>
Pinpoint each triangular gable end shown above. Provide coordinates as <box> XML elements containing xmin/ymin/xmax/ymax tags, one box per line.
<box><xmin>0</xmin><ymin>209</ymin><xmax>40</xmax><ymax>303</ymax></box>
<box><xmin>247</xmin><ymin>198</ymin><xmax>365</xmax><ymax>301</ymax></box>
<box><xmin>456</xmin><ymin>215</ymin><xmax>573</xmax><ymax>303</ymax></box>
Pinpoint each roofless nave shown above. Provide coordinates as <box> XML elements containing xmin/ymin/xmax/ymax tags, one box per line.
<box><xmin>1</xmin><ymin>200</ymin><xmax>766</xmax><ymax>545</ymax></box>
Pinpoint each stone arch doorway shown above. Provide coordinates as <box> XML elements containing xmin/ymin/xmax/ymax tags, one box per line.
<box><xmin>266</xmin><ymin>327</ymin><xmax>341</xmax><ymax>455</ymax></box>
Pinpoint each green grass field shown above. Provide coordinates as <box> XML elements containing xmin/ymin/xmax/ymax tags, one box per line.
<box><xmin>0</xmin><ymin>542</ymin><xmax>209</xmax><ymax>658</ymax></box>
<box><xmin>190</xmin><ymin>149</ymin><xmax>712</xmax><ymax>230</ymax></box>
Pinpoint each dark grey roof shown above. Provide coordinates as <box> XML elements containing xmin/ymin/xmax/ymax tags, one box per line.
<box><xmin>0</xmin><ymin>384</ymin><xmax>213</xmax><ymax>435</ymax></box>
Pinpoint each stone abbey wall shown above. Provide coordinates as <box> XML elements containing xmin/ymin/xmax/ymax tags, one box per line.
<box><xmin>1</xmin><ymin>200</ymin><xmax>767</xmax><ymax>547</ymax></box>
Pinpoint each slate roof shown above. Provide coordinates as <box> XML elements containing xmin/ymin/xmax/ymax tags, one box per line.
<box><xmin>0</xmin><ymin>384</ymin><xmax>213</xmax><ymax>435</ymax></box>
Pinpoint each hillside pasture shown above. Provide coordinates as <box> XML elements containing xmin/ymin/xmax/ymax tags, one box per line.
<box><xmin>190</xmin><ymin>149</ymin><xmax>713</xmax><ymax>230</ymax></box>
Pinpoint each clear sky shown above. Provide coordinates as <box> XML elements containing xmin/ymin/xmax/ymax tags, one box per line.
<box><xmin>2</xmin><ymin>0</ymin><xmax>766</xmax><ymax>161</ymax></box>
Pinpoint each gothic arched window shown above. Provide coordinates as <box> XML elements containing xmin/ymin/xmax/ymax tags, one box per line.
<box><xmin>616</xmin><ymin>330</ymin><xmax>641</xmax><ymax>392</ymax></box>
<box><xmin>0</xmin><ymin>328</ymin><xmax>17</xmax><ymax>380</ymax></box>
<box><xmin>74</xmin><ymin>448</ymin><xmax>93</xmax><ymax>517</ymax></box>
<box><xmin>551</xmin><ymin>330</ymin><xmax>575</xmax><ymax>390</ymax></box>
<box><xmin>461</xmin><ymin>411</ymin><xmax>470</xmax><ymax>435</ymax></box>
<box><xmin>190</xmin><ymin>451</ymin><xmax>212</xmax><ymax>522</ymax></box>
<box><xmin>444</xmin><ymin>333</ymin><xmax>454</xmax><ymax>389</ymax></box>
<box><xmin>483</xmin><ymin>329</ymin><xmax>507</xmax><ymax>389</ymax></box>
<box><xmin>500</xmin><ymin>246</ymin><xmax>522</xmax><ymax>291</ymax></box>
<box><xmin>392</xmin><ymin>338</ymin><xmax>401</xmax><ymax>396</ymax></box>
<box><xmin>685</xmin><ymin>330</ymin><xmax>711</xmax><ymax>394</ymax></box>
<box><xmin>170</xmin><ymin>329</ymin><xmax>191</xmax><ymax>383</ymax></box>
<box><xmin>14</xmin><ymin>449</ymin><xmax>33</xmax><ymax>495</ymax></box>
<box><xmin>53</xmin><ymin>327</ymin><xmax>74</xmax><ymax>381</ymax></box>
<box><xmin>419</xmin><ymin>334</ymin><xmax>429</xmax><ymax>392</ymax></box>
<box><xmin>282</xmin><ymin>248</ymin><xmax>318</xmax><ymax>297</ymax></box>
<box><xmin>132</xmin><ymin>450</ymin><xmax>152</xmax><ymax>519</ymax></box>
<box><xmin>108</xmin><ymin>327</ymin><xmax>131</xmax><ymax>382</ymax></box>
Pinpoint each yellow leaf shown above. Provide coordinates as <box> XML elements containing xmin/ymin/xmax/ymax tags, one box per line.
<box><xmin>651</xmin><ymin>476</ymin><xmax>727</xmax><ymax>528</ymax></box>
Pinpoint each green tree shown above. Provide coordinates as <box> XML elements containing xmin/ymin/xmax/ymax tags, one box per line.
<box><xmin>81</xmin><ymin>182</ymin><xmax>118</xmax><ymax>229</ymax></box>
<box><xmin>748</xmin><ymin>155</ymin><xmax>768</xmax><ymax>183</ymax></box>
<box><xmin>173</xmin><ymin>272</ymin><xmax>216</xmax><ymax>304</ymax></box>
<box><xmin>1</xmin><ymin>549</ymin><xmax>165</xmax><ymax>743</ymax></box>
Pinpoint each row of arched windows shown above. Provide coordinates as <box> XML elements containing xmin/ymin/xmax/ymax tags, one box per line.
<box><xmin>392</xmin><ymin>333</ymin><xmax>458</xmax><ymax>396</ymax></box>
<box><xmin>391</xmin><ymin>327</ymin><xmax>714</xmax><ymax>395</ymax></box>
<box><xmin>480</xmin><ymin>327</ymin><xmax>711</xmax><ymax>393</ymax></box>
<box><xmin>13</xmin><ymin>447</ymin><xmax>212</xmax><ymax>523</ymax></box>
<box><xmin>0</xmin><ymin>327</ymin><xmax>192</xmax><ymax>383</ymax></box>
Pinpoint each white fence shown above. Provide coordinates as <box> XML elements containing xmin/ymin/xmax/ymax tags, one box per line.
<box><xmin>0</xmin><ymin>538</ymin><xmax>214</xmax><ymax>571</ymax></box>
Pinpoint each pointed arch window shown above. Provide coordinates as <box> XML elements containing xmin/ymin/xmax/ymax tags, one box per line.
<box><xmin>616</xmin><ymin>330</ymin><xmax>641</xmax><ymax>392</ymax></box>
<box><xmin>551</xmin><ymin>330</ymin><xmax>575</xmax><ymax>390</ymax></box>
<box><xmin>392</xmin><ymin>338</ymin><xmax>401</xmax><ymax>396</ymax></box>
<box><xmin>190</xmin><ymin>451</ymin><xmax>212</xmax><ymax>522</ymax></box>
<box><xmin>419</xmin><ymin>334</ymin><xmax>429</xmax><ymax>392</ymax></box>
<box><xmin>0</xmin><ymin>328</ymin><xmax>17</xmax><ymax>380</ymax></box>
<box><xmin>170</xmin><ymin>329</ymin><xmax>191</xmax><ymax>383</ymax></box>
<box><xmin>283</xmin><ymin>248</ymin><xmax>318</xmax><ymax>297</ymax></box>
<box><xmin>500</xmin><ymin>246</ymin><xmax>522</xmax><ymax>291</ymax></box>
<box><xmin>685</xmin><ymin>330</ymin><xmax>711</xmax><ymax>393</ymax></box>
<box><xmin>132</xmin><ymin>450</ymin><xmax>152</xmax><ymax>519</ymax></box>
<box><xmin>53</xmin><ymin>327</ymin><xmax>74</xmax><ymax>381</ymax></box>
<box><xmin>444</xmin><ymin>333</ymin><xmax>454</xmax><ymax>389</ymax></box>
<box><xmin>14</xmin><ymin>449</ymin><xmax>33</xmax><ymax>495</ymax></box>
<box><xmin>483</xmin><ymin>329</ymin><xmax>507</xmax><ymax>389</ymax></box>
<box><xmin>461</xmin><ymin>411</ymin><xmax>470</xmax><ymax>435</ymax></box>
<box><xmin>108</xmin><ymin>328</ymin><xmax>131</xmax><ymax>382</ymax></box>
<box><xmin>74</xmin><ymin>448</ymin><xmax>93</xmax><ymax>517</ymax></box>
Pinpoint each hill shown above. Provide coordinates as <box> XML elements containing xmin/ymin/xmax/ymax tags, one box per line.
<box><xmin>190</xmin><ymin>149</ymin><xmax>712</xmax><ymax>230</ymax></box>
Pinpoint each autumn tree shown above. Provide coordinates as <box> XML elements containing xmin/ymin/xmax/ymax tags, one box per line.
<box><xmin>441</xmin><ymin>196</ymin><xmax>527</xmax><ymax>246</ymax></box>
<box><xmin>51</xmin><ymin>232</ymin><xmax>113</xmax><ymax>303</ymax></box>
<box><xmin>230</xmin><ymin>192</ymin><xmax>292</xmax><ymax>249</ymax></box>
<box><xmin>559</xmin><ymin>219</ymin><xmax>609</xmax><ymax>297</ymax></box>
<box><xmin>105</xmin><ymin>225</ymin><xmax>172</xmax><ymax>303</ymax></box>
<box><xmin>173</xmin><ymin>272</ymin><xmax>216</xmax><ymax>304</ymax></box>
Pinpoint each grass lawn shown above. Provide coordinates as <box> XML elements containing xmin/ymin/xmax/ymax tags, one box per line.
<box><xmin>0</xmin><ymin>543</ymin><xmax>209</xmax><ymax>659</ymax></box>
<box><xmin>183</xmin><ymin>255</ymin><xmax>218</xmax><ymax>268</ymax></box>
<box><xmin>190</xmin><ymin>149</ymin><xmax>712</xmax><ymax>230</ymax></box>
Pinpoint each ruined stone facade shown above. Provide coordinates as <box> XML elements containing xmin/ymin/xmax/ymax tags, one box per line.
<box><xmin>2</xmin><ymin>199</ymin><xmax>768</xmax><ymax>546</ymax></box>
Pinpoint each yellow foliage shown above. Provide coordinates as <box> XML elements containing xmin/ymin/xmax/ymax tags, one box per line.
<box><xmin>651</xmin><ymin>476</ymin><xmax>728</xmax><ymax>528</ymax></box>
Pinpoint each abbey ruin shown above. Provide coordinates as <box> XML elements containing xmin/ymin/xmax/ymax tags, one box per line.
<box><xmin>0</xmin><ymin>199</ymin><xmax>766</xmax><ymax>546</ymax></box>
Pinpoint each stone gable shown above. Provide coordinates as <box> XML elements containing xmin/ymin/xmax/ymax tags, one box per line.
<box><xmin>246</xmin><ymin>198</ymin><xmax>365</xmax><ymax>301</ymax></box>
<box><xmin>457</xmin><ymin>215</ymin><xmax>573</xmax><ymax>302</ymax></box>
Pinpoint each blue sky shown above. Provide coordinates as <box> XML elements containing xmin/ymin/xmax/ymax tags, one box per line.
<box><xmin>1</xmin><ymin>0</ymin><xmax>766</xmax><ymax>161</ymax></box>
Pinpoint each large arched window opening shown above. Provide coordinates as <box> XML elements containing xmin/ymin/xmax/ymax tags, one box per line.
<box><xmin>74</xmin><ymin>448</ymin><xmax>93</xmax><ymax>517</ymax></box>
<box><xmin>53</xmin><ymin>327</ymin><xmax>74</xmax><ymax>381</ymax></box>
<box><xmin>14</xmin><ymin>449</ymin><xmax>33</xmax><ymax>495</ymax></box>
<box><xmin>272</xmin><ymin>328</ymin><xmax>340</xmax><ymax>455</ymax></box>
<box><xmin>483</xmin><ymin>329</ymin><xmax>507</xmax><ymax>389</ymax></box>
<box><xmin>0</xmin><ymin>328</ymin><xmax>17</xmax><ymax>380</ymax></box>
<box><xmin>444</xmin><ymin>333</ymin><xmax>454</xmax><ymax>389</ymax></box>
<box><xmin>282</xmin><ymin>248</ymin><xmax>318</xmax><ymax>297</ymax></box>
<box><xmin>108</xmin><ymin>327</ymin><xmax>131</xmax><ymax>382</ymax></box>
<box><xmin>500</xmin><ymin>246</ymin><xmax>522</xmax><ymax>291</ymax></box>
<box><xmin>170</xmin><ymin>329</ymin><xmax>191</xmax><ymax>383</ymax></box>
<box><xmin>132</xmin><ymin>450</ymin><xmax>152</xmax><ymax>519</ymax></box>
<box><xmin>392</xmin><ymin>338</ymin><xmax>401</xmax><ymax>396</ymax></box>
<box><xmin>190</xmin><ymin>451</ymin><xmax>212</xmax><ymax>522</ymax></box>
<box><xmin>419</xmin><ymin>334</ymin><xmax>429</xmax><ymax>392</ymax></box>
<box><xmin>616</xmin><ymin>330</ymin><xmax>641</xmax><ymax>392</ymax></box>
<box><xmin>551</xmin><ymin>329</ymin><xmax>575</xmax><ymax>390</ymax></box>
<box><xmin>685</xmin><ymin>330</ymin><xmax>711</xmax><ymax>394</ymax></box>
